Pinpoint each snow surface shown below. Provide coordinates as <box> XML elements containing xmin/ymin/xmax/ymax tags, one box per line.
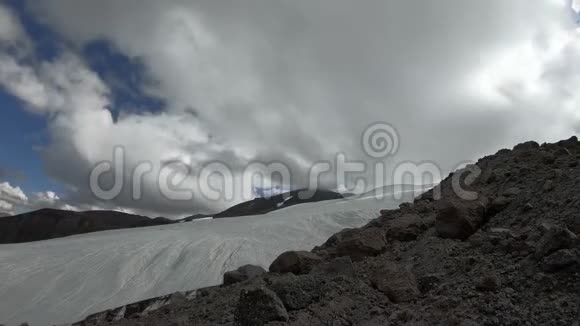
<box><xmin>0</xmin><ymin>191</ymin><xmax>417</xmax><ymax>326</ymax></box>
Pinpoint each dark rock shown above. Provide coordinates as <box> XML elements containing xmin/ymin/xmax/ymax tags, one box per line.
<box><xmin>310</xmin><ymin>256</ymin><xmax>355</xmax><ymax>277</ymax></box>
<box><xmin>542</xmin><ymin>180</ymin><xmax>555</xmax><ymax>192</ymax></box>
<box><xmin>555</xmin><ymin>147</ymin><xmax>572</xmax><ymax>157</ymax></box>
<box><xmin>74</xmin><ymin>290</ymin><xmax>196</xmax><ymax>325</ymax></box>
<box><xmin>502</xmin><ymin>187</ymin><xmax>521</xmax><ymax>197</ymax></box>
<box><xmin>556</xmin><ymin>136</ymin><xmax>579</xmax><ymax>148</ymax></box>
<box><xmin>534</xmin><ymin>225</ymin><xmax>578</xmax><ymax>259</ymax></box>
<box><xmin>514</xmin><ymin>141</ymin><xmax>540</xmax><ymax>151</ymax></box>
<box><xmin>541</xmin><ymin>249</ymin><xmax>579</xmax><ymax>273</ymax></box>
<box><xmin>370</xmin><ymin>264</ymin><xmax>420</xmax><ymax>303</ymax></box>
<box><xmin>566</xmin><ymin>216</ymin><xmax>580</xmax><ymax>235</ymax></box>
<box><xmin>269</xmin><ymin>251</ymin><xmax>322</xmax><ymax>274</ymax></box>
<box><xmin>384</xmin><ymin>213</ymin><xmax>426</xmax><ymax>241</ymax></box>
<box><xmin>435</xmin><ymin>196</ymin><xmax>488</xmax><ymax>240</ymax></box>
<box><xmin>542</xmin><ymin>152</ymin><xmax>557</xmax><ymax>164</ymax></box>
<box><xmin>488</xmin><ymin>196</ymin><xmax>511</xmax><ymax>215</ymax></box>
<box><xmin>417</xmin><ymin>274</ymin><xmax>443</xmax><ymax>293</ymax></box>
<box><xmin>234</xmin><ymin>287</ymin><xmax>288</xmax><ymax>326</ymax></box>
<box><xmin>334</xmin><ymin>227</ymin><xmax>388</xmax><ymax>260</ymax></box>
<box><xmin>224</xmin><ymin>264</ymin><xmax>266</xmax><ymax>285</ymax></box>
<box><xmin>476</xmin><ymin>273</ymin><xmax>501</xmax><ymax>292</ymax></box>
<box><xmin>522</xmin><ymin>202</ymin><xmax>534</xmax><ymax>212</ymax></box>
<box><xmin>268</xmin><ymin>274</ymin><xmax>320</xmax><ymax>310</ymax></box>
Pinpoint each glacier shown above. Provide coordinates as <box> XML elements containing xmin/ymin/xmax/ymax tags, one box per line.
<box><xmin>0</xmin><ymin>191</ymin><xmax>417</xmax><ymax>326</ymax></box>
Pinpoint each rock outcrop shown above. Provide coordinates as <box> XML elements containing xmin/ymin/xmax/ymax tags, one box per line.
<box><xmin>224</xmin><ymin>265</ymin><xmax>267</xmax><ymax>285</ymax></box>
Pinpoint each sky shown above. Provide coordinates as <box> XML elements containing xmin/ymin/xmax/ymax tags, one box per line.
<box><xmin>1</xmin><ymin>0</ymin><xmax>580</xmax><ymax>218</ymax></box>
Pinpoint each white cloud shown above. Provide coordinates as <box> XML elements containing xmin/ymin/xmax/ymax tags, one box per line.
<box><xmin>0</xmin><ymin>0</ymin><xmax>577</xmax><ymax>216</ymax></box>
<box><xmin>0</xmin><ymin>181</ymin><xmax>27</xmax><ymax>215</ymax></box>
<box><xmin>0</xmin><ymin>3</ymin><xmax>28</xmax><ymax>45</ymax></box>
<box><xmin>0</xmin><ymin>199</ymin><xmax>14</xmax><ymax>214</ymax></box>
<box><xmin>0</xmin><ymin>181</ymin><xmax>28</xmax><ymax>203</ymax></box>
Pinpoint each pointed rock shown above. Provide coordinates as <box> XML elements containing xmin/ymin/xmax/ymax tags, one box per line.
<box><xmin>234</xmin><ymin>287</ymin><xmax>288</xmax><ymax>326</ymax></box>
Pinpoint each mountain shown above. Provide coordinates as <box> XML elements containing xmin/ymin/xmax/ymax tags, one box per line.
<box><xmin>0</xmin><ymin>190</ymin><xmax>345</xmax><ymax>244</ymax></box>
<box><xmin>0</xmin><ymin>209</ymin><xmax>173</xmax><ymax>244</ymax></box>
<box><xmin>0</xmin><ymin>212</ymin><xmax>9</xmax><ymax>218</ymax></box>
<box><xmin>213</xmin><ymin>189</ymin><xmax>344</xmax><ymax>218</ymax></box>
<box><xmin>71</xmin><ymin>137</ymin><xmax>580</xmax><ymax>326</ymax></box>
<box><xmin>0</xmin><ymin>187</ymin><xmax>415</xmax><ymax>326</ymax></box>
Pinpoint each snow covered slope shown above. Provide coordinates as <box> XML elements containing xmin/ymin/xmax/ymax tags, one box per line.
<box><xmin>0</xmin><ymin>191</ymin><xmax>418</xmax><ymax>326</ymax></box>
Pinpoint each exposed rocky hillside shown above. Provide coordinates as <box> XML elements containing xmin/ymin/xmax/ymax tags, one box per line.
<box><xmin>0</xmin><ymin>209</ymin><xmax>173</xmax><ymax>244</ymax></box>
<box><xmin>213</xmin><ymin>189</ymin><xmax>343</xmax><ymax>218</ymax></box>
<box><xmin>73</xmin><ymin>137</ymin><xmax>580</xmax><ymax>325</ymax></box>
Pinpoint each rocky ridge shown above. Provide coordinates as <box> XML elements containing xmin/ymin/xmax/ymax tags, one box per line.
<box><xmin>73</xmin><ymin>137</ymin><xmax>580</xmax><ymax>326</ymax></box>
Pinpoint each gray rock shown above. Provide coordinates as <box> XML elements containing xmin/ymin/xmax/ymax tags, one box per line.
<box><xmin>370</xmin><ymin>264</ymin><xmax>420</xmax><ymax>303</ymax></box>
<box><xmin>224</xmin><ymin>264</ymin><xmax>266</xmax><ymax>285</ymax></box>
<box><xmin>541</xmin><ymin>249</ymin><xmax>579</xmax><ymax>273</ymax></box>
<box><xmin>268</xmin><ymin>274</ymin><xmax>320</xmax><ymax>310</ymax></box>
<box><xmin>488</xmin><ymin>196</ymin><xmax>511</xmax><ymax>215</ymax></box>
<box><xmin>514</xmin><ymin>141</ymin><xmax>540</xmax><ymax>151</ymax></box>
<box><xmin>334</xmin><ymin>227</ymin><xmax>388</xmax><ymax>260</ymax></box>
<box><xmin>234</xmin><ymin>287</ymin><xmax>288</xmax><ymax>326</ymax></box>
<box><xmin>554</xmin><ymin>147</ymin><xmax>572</xmax><ymax>156</ymax></box>
<box><xmin>435</xmin><ymin>196</ymin><xmax>488</xmax><ymax>240</ymax></box>
<box><xmin>476</xmin><ymin>273</ymin><xmax>501</xmax><ymax>292</ymax></box>
<box><xmin>269</xmin><ymin>251</ymin><xmax>322</xmax><ymax>274</ymax></box>
<box><xmin>543</xmin><ymin>180</ymin><xmax>555</xmax><ymax>192</ymax></box>
<box><xmin>502</xmin><ymin>187</ymin><xmax>521</xmax><ymax>197</ymax></box>
<box><xmin>384</xmin><ymin>213</ymin><xmax>426</xmax><ymax>241</ymax></box>
<box><xmin>534</xmin><ymin>225</ymin><xmax>578</xmax><ymax>259</ymax></box>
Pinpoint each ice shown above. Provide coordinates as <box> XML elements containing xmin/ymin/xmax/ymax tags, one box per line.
<box><xmin>0</xmin><ymin>192</ymin><xmax>415</xmax><ymax>326</ymax></box>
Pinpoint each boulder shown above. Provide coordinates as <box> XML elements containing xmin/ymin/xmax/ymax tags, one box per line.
<box><xmin>476</xmin><ymin>273</ymin><xmax>501</xmax><ymax>292</ymax></box>
<box><xmin>556</xmin><ymin>136</ymin><xmax>579</xmax><ymax>148</ymax></box>
<box><xmin>514</xmin><ymin>141</ymin><xmax>540</xmax><ymax>151</ymax></box>
<box><xmin>534</xmin><ymin>224</ymin><xmax>578</xmax><ymax>259</ymax></box>
<box><xmin>268</xmin><ymin>274</ymin><xmax>321</xmax><ymax>310</ymax></box>
<box><xmin>502</xmin><ymin>187</ymin><xmax>521</xmax><ymax>197</ymax></box>
<box><xmin>269</xmin><ymin>251</ymin><xmax>322</xmax><ymax>274</ymax></box>
<box><xmin>435</xmin><ymin>196</ymin><xmax>488</xmax><ymax>240</ymax></box>
<box><xmin>334</xmin><ymin>227</ymin><xmax>388</xmax><ymax>260</ymax></box>
<box><xmin>384</xmin><ymin>214</ymin><xmax>426</xmax><ymax>241</ymax></box>
<box><xmin>543</xmin><ymin>180</ymin><xmax>555</xmax><ymax>192</ymax></box>
<box><xmin>223</xmin><ymin>264</ymin><xmax>266</xmax><ymax>285</ymax></box>
<box><xmin>234</xmin><ymin>287</ymin><xmax>288</xmax><ymax>326</ymax></box>
<box><xmin>488</xmin><ymin>196</ymin><xmax>511</xmax><ymax>216</ymax></box>
<box><xmin>370</xmin><ymin>264</ymin><xmax>420</xmax><ymax>303</ymax></box>
<box><xmin>541</xmin><ymin>249</ymin><xmax>579</xmax><ymax>273</ymax></box>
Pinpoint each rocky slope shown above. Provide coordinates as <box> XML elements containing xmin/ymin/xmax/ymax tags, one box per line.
<box><xmin>75</xmin><ymin>137</ymin><xmax>580</xmax><ymax>325</ymax></box>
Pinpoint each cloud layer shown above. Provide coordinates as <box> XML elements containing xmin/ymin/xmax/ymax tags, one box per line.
<box><xmin>1</xmin><ymin>1</ymin><xmax>580</xmax><ymax>217</ymax></box>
